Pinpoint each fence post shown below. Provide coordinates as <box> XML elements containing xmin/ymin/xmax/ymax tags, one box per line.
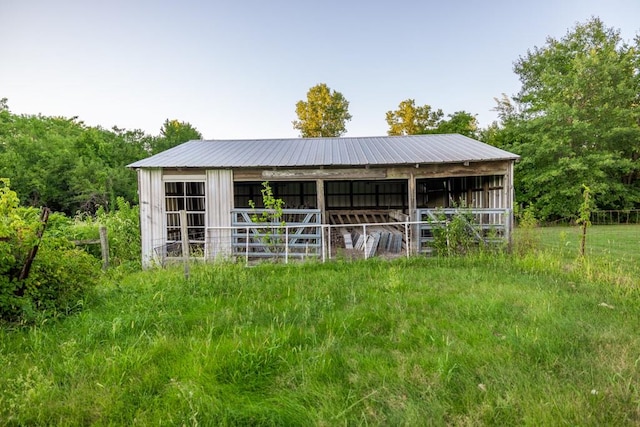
<box><xmin>363</xmin><ymin>224</ymin><xmax>368</xmax><ymax>260</ymax></box>
<box><xmin>321</xmin><ymin>225</ymin><xmax>326</xmax><ymax>263</ymax></box>
<box><xmin>285</xmin><ymin>226</ymin><xmax>289</xmax><ymax>264</ymax></box>
<box><xmin>99</xmin><ymin>226</ymin><xmax>109</xmax><ymax>270</ymax></box>
<box><xmin>328</xmin><ymin>225</ymin><xmax>332</xmax><ymax>261</ymax></box>
<box><xmin>505</xmin><ymin>210</ymin><xmax>512</xmax><ymax>250</ymax></box>
<box><xmin>245</xmin><ymin>226</ymin><xmax>250</xmax><ymax>266</ymax></box>
<box><xmin>180</xmin><ymin>210</ymin><xmax>190</xmax><ymax>280</ymax></box>
<box><xmin>405</xmin><ymin>222</ymin><xmax>410</xmax><ymax>258</ymax></box>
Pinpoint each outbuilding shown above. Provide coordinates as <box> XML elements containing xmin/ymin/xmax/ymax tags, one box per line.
<box><xmin>128</xmin><ymin>134</ymin><xmax>519</xmax><ymax>267</ymax></box>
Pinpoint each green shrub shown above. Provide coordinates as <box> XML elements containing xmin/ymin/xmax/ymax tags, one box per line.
<box><xmin>63</xmin><ymin>197</ymin><xmax>141</xmax><ymax>268</ymax></box>
<box><xmin>97</xmin><ymin>197</ymin><xmax>140</xmax><ymax>267</ymax></box>
<box><xmin>20</xmin><ymin>239</ymin><xmax>98</xmax><ymax>319</ymax></box>
<box><xmin>514</xmin><ymin>204</ymin><xmax>540</xmax><ymax>255</ymax></box>
<box><xmin>0</xmin><ymin>179</ymin><xmax>99</xmax><ymax>323</ymax></box>
<box><xmin>429</xmin><ymin>208</ymin><xmax>479</xmax><ymax>256</ymax></box>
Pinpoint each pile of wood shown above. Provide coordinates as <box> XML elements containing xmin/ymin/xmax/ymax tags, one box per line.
<box><xmin>342</xmin><ymin>226</ymin><xmax>404</xmax><ymax>257</ymax></box>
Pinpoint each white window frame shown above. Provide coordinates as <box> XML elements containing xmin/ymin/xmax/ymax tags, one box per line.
<box><xmin>163</xmin><ymin>178</ymin><xmax>207</xmax><ymax>258</ymax></box>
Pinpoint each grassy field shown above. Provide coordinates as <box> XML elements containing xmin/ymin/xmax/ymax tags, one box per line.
<box><xmin>1</xmin><ymin>226</ymin><xmax>639</xmax><ymax>425</ymax></box>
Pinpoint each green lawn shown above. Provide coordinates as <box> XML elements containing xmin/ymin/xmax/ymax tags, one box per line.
<box><xmin>537</xmin><ymin>224</ymin><xmax>640</xmax><ymax>264</ymax></box>
<box><xmin>1</xmin><ymin>226</ymin><xmax>639</xmax><ymax>425</ymax></box>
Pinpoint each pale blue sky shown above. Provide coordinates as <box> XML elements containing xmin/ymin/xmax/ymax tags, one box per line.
<box><xmin>1</xmin><ymin>0</ymin><xmax>639</xmax><ymax>139</ymax></box>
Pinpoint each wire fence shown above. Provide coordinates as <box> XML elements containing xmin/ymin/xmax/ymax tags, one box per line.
<box><xmin>540</xmin><ymin>210</ymin><xmax>640</xmax><ymax>226</ymax></box>
<box><xmin>590</xmin><ymin>210</ymin><xmax>640</xmax><ymax>225</ymax></box>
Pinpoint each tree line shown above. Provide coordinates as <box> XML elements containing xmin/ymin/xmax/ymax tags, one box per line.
<box><xmin>293</xmin><ymin>18</ymin><xmax>640</xmax><ymax>221</ymax></box>
<box><xmin>1</xmin><ymin>18</ymin><xmax>638</xmax><ymax>221</ymax></box>
<box><xmin>0</xmin><ymin>101</ymin><xmax>201</xmax><ymax>215</ymax></box>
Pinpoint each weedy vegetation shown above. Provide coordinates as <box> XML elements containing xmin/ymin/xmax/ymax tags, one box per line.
<box><xmin>1</xmin><ymin>225</ymin><xmax>639</xmax><ymax>425</ymax></box>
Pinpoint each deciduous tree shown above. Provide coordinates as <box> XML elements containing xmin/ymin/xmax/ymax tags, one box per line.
<box><xmin>437</xmin><ymin>111</ymin><xmax>479</xmax><ymax>138</ymax></box>
<box><xmin>151</xmin><ymin>119</ymin><xmax>202</xmax><ymax>154</ymax></box>
<box><xmin>489</xmin><ymin>18</ymin><xmax>640</xmax><ymax>220</ymax></box>
<box><xmin>385</xmin><ymin>99</ymin><xmax>443</xmax><ymax>136</ymax></box>
<box><xmin>0</xmin><ymin>100</ymin><xmax>152</xmax><ymax>214</ymax></box>
<box><xmin>293</xmin><ymin>83</ymin><xmax>352</xmax><ymax>137</ymax></box>
<box><xmin>386</xmin><ymin>100</ymin><xmax>478</xmax><ymax>138</ymax></box>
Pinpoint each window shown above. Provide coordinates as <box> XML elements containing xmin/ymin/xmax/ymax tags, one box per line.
<box><xmin>165</xmin><ymin>181</ymin><xmax>205</xmax><ymax>256</ymax></box>
<box><xmin>416</xmin><ymin>176</ymin><xmax>504</xmax><ymax>208</ymax></box>
<box><xmin>325</xmin><ymin>180</ymin><xmax>407</xmax><ymax>210</ymax></box>
<box><xmin>234</xmin><ymin>181</ymin><xmax>317</xmax><ymax>208</ymax></box>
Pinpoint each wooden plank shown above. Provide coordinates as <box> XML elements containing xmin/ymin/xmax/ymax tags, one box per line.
<box><xmin>73</xmin><ymin>239</ymin><xmax>101</xmax><ymax>245</ymax></box>
<box><xmin>263</xmin><ymin>168</ymin><xmax>387</xmax><ymax>179</ymax></box>
<box><xmin>414</xmin><ymin>163</ymin><xmax>510</xmax><ymax>179</ymax></box>
<box><xmin>389</xmin><ymin>210</ymin><xmax>409</xmax><ymax>222</ymax></box>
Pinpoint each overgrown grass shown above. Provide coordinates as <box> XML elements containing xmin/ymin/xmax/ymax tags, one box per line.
<box><xmin>537</xmin><ymin>224</ymin><xmax>640</xmax><ymax>263</ymax></box>
<box><xmin>520</xmin><ymin>224</ymin><xmax>640</xmax><ymax>291</ymax></box>
<box><xmin>1</xmin><ymin>226</ymin><xmax>639</xmax><ymax>425</ymax></box>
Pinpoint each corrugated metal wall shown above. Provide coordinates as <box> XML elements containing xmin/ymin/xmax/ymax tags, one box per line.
<box><xmin>138</xmin><ymin>168</ymin><xmax>163</xmax><ymax>268</ymax></box>
<box><xmin>206</xmin><ymin>169</ymin><xmax>234</xmax><ymax>259</ymax></box>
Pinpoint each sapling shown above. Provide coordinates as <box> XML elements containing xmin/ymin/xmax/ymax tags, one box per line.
<box><xmin>576</xmin><ymin>184</ymin><xmax>593</xmax><ymax>257</ymax></box>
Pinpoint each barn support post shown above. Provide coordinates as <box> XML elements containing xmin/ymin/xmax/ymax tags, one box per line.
<box><xmin>316</xmin><ymin>179</ymin><xmax>326</xmax><ymax>224</ymax></box>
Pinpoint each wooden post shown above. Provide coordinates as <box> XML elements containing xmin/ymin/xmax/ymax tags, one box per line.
<box><xmin>18</xmin><ymin>207</ymin><xmax>50</xmax><ymax>282</ymax></box>
<box><xmin>99</xmin><ymin>226</ymin><xmax>109</xmax><ymax>271</ymax></box>
<box><xmin>180</xmin><ymin>210</ymin><xmax>190</xmax><ymax>279</ymax></box>
<box><xmin>316</xmin><ymin>179</ymin><xmax>325</xmax><ymax>224</ymax></box>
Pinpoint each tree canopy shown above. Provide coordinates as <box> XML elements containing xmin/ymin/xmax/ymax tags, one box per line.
<box><xmin>386</xmin><ymin>99</ymin><xmax>478</xmax><ymax>138</ymax></box>
<box><xmin>488</xmin><ymin>18</ymin><xmax>640</xmax><ymax>220</ymax></box>
<box><xmin>385</xmin><ymin>99</ymin><xmax>443</xmax><ymax>136</ymax></box>
<box><xmin>151</xmin><ymin>119</ymin><xmax>202</xmax><ymax>154</ymax></box>
<box><xmin>0</xmin><ymin>99</ymin><xmax>200</xmax><ymax>214</ymax></box>
<box><xmin>293</xmin><ymin>83</ymin><xmax>352</xmax><ymax>137</ymax></box>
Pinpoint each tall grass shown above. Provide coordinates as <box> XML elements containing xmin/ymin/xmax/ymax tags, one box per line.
<box><xmin>1</xmin><ymin>226</ymin><xmax>639</xmax><ymax>425</ymax></box>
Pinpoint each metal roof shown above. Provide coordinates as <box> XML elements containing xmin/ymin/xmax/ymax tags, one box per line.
<box><xmin>127</xmin><ymin>134</ymin><xmax>519</xmax><ymax>169</ymax></box>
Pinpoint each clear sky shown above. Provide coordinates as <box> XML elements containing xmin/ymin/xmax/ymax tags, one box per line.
<box><xmin>1</xmin><ymin>0</ymin><xmax>639</xmax><ymax>140</ymax></box>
